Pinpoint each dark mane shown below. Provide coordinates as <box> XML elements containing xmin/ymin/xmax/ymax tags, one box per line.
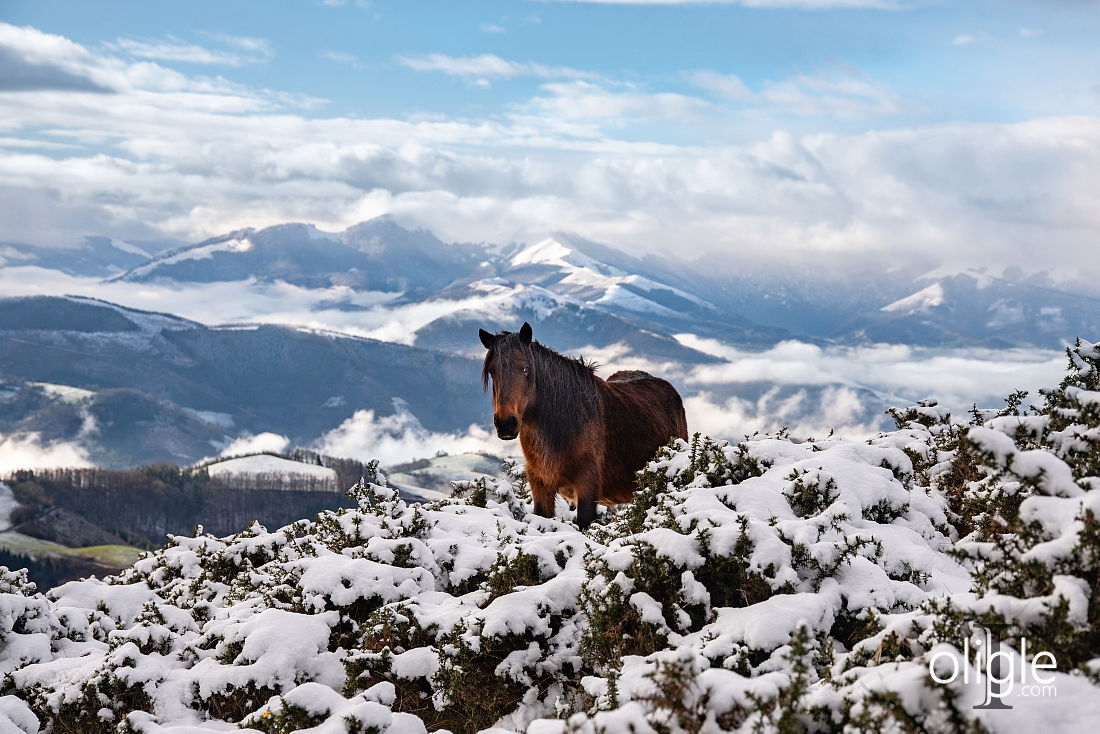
<box><xmin>483</xmin><ymin>333</ymin><xmax>599</xmax><ymax>452</ymax></box>
<box><xmin>527</xmin><ymin>341</ymin><xmax>599</xmax><ymax>452</ymax></box>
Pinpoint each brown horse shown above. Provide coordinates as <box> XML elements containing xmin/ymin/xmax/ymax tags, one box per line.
<box><xmin>478</xmin><ymin>322</ymin><xmax>688</xmax><ymax>528</ymax></box>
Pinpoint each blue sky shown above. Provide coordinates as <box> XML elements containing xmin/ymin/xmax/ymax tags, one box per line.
<box><xmin>1</xmin><ymin>0</ymin><xmax>1098</xmax><ymax>272</ymax></box>
<box><xmin>9</xmin><ymin>0</ymin><xmax>1096</xmax><ymax>130</ymax></box>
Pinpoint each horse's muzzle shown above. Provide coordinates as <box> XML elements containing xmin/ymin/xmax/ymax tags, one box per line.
<box><xmin>494</xmin><ymin>415</ymin><xmax>518</xmax><ymax>440</ymax></box>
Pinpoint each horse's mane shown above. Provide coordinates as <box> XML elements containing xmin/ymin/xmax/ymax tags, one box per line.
<box><xmin>484</xmin><ymin>333</ymin><xmax>600</xmax><ymax>452</ymax></box>
<box><xmin>528</xmin><ymin>341</ymin><xmax>600</xmax><ymax>452</ymax></box>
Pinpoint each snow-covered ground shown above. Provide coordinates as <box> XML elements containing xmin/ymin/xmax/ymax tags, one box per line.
<box><xmin>1</xmin><ymin>342</ymin><xmax>1097</xmax><ymax>734</ymax></box>
<box><xmin>205</xmin><ymin>454</ymin><xmax>337</xmax><ymax>481</ymax></box>
<box><xmin>25</xmin><ymin>383</ymin><xmax>95</xmax><ymax>404</ymax></box>
<box><xmin>387</xmin><ymin>451</ymin><xmax>504</xmax><ymax>500</ymax></box>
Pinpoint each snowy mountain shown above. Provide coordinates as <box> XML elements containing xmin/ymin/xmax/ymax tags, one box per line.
<box><xmin>409</xmin><ymin>232</ymin><xmax>793</xmax><ymax>362</ymax></box>
<box><xmin>116</xmin><ymin>217</ymin><xmax>486</xmax><ymax>296</ymax></box>
<box><xmin>834</xmin><ymin>269</ymin><xmax>1100</xmax><ymax>348</ymax></box>
<box><xmin>10</xmin><ymin>217</ymin><xmax>1088</xmax><ymax>351</ymax></box>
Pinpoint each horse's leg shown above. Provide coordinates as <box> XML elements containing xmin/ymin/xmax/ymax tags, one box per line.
<box><xmin>575</xmin><ymin>465</ymin><xmax>600</xmax><ymax>530</ymax></box>
<box><xmin>529</xmin><ymin>475</ymin><xmax>556</xmax><ymax>519</ymax></box>
<box><xmin>576</xmin><ymin>492</ymin><xmax>596</xmax><ymax>530</ymax></box>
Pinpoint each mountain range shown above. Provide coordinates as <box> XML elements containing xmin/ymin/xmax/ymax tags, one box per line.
<box><xmin>67</xmin><ymin>215</ymin><xmax>1100</xmax><ymax>352</ymax></box>
<box><xmin>2</xmin><ymin>216</ymin><xmax>1098</xmax><ymax>468</ymax></box>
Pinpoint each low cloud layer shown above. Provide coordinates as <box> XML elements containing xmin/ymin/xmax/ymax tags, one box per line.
<box><xmin>315</xmin><ymin>401</ymin><xmax>504</xmax><ymax>466</ymax></box>
<box><xmin>0</xmin><ymin>431</ymin><xmax>92</xmax><ymax>474</ymax></box>
<box><xmin>218</xmin><ymin>432</ymin><xmax>291</xmax><ymax>458</ymax></box>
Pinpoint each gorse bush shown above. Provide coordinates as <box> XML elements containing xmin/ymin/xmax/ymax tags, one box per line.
<box><xmin>1</xmin><ymin>340</ymin><xmax>1099</xmax><ymax>733</ymax></box>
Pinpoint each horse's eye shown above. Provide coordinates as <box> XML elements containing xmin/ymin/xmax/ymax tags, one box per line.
<box><xmin>522</xmin><ymin>366</ymin><xmax>530</xmax><ymax>375</ymax></box>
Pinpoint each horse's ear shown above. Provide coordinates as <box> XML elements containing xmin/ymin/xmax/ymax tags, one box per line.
<box><xmin>478</xmin><ymin>328</ymin><xmax>495</xmax><ymax>349</ymax></box>
<box><xmin>519</xmin><ymin>322</ymin><xmax>532</xmax><ymax>345</ymax></box>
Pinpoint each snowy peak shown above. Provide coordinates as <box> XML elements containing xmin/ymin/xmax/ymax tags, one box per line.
<box><xmin>509</xmin><ymin>235</ymin><xmax>611</xmax><ymax>274</ymax></box>
<box><xmin>840</xmin><ymin>267</ymin><xmax>1100</xmax><ymax>347</ymax></box>
<box><xmin>881</xmin><ymin>282</ymin><xmax>945</xmax><ymax>314</ymax></box>
<box><xmin>502</xmin><ymin>233</ymin><xmax>712</xmax><ymax>319</ymax></box>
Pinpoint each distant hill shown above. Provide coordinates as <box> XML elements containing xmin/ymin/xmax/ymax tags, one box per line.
<box><xmin>0</xmin><ymin>235</ymin><xmax>172</xmax><ymax>277</ymax></box>
<box><xmin>0</xmin><ymin>295</ymin><xmax>486</xmax><ymax>467</ymax></box>
<box><xmin>114</xmin><ymin>216</ymin><xmax>487</xmax><ymax>296</ymax></box>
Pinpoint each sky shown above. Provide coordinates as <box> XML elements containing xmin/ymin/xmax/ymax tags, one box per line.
<box><xmin>1</xmin><ymin>0</ymin><xmax>1099</xmax><ymax>271</ymax></box>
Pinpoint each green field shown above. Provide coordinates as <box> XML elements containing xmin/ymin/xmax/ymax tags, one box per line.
<box><xmin>0</xmin><ymin>531</ymin><xmax>144</xmax><ymax>568</ymax></box>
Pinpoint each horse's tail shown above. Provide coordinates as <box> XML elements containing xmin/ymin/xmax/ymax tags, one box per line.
<box><xmin>670</xmin><ymin>385</ymin><xmax>688</xmax><ymax>440</ymax></box>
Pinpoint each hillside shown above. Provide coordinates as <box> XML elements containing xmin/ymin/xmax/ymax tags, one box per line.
<box><xmin>1</xmin><ymin>340</ymin><xmax>1097</xmax><ymax>733</ymax></box>
<box><xmin>0</xmin><ymin>295</ymin><xmax>486</xmax><ymax>467</ymax></box>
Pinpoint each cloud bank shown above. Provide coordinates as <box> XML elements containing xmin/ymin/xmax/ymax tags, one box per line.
<box><xmin>0</xmin><ymin>432</ymin><xmax>93</xmax><ymax>474</ymax></box>
<box><xmin>315</xmin><ymin>401</ymin><xmax>503</xmax><ymax>466</ymax></box>
<box><xmin>0</xmin><ymin>22</ymin><xmax>1095</xmax><ymax>280</ymax></box>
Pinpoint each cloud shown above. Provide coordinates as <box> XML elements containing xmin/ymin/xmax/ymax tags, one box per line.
<box><xmin>1018</xmin><ymin>27</ymin><xmax>1042</xmax><ymax>38</ymax></box>
<box><xmin>394</xmin><ymin>53</ymin><xmax>600</xmax><ymax>81</ymax></box>
<box><xmin>320</xmin><ymin>50</ymin><xmax>362</xmax><ymax>68</ymax></box>
<box><xmin>684</xmin><ymin>385</ymin><xmax>880</xmax><ymax>442</ymax></box>
<box><xmin>0</xmin><ymin>23</ymin><xmax>113</xmax><ymax>93</ymax></box>
<box><xmin>218</xmin><ymin>432</ymin><xmax>291</xmax><ymax>457</ymax></box>
<box><xmin>527</xmin><ymin>80</ymin><xmax>714</xmax><ymax>121</ymax></box>
<box><xmin>1</xmin><ymin>23</ymin><xmax>1099</xmax><ymax>281</ymax></box>
<box><xmin>0</xmin><ymin>432</ymin><xmax>93</xmax><ymax>473</ymax></box>
<box><xmin>315</xmin><ymin>400</ymin><xmax>504</xmax><ymax>466</ymax></box>
<box><xmin>0</xmin><ymin>45</ymin><xmax>112</xmax><ymax>93</ymax></box>
<box><xmin>480</xmin><ymin>23</ymin><xmax>506</xmax><ymax>33</ymax></box>
<box><xmin>951</xmin><ymin>32</ymin><xmax>994</xmax><ymax>46</ymax></box>
<box><xmin>761</xmin><ymin>73</ymin><xmax>902</xmax><ymax>117</ymax></box>
<box><xmin>688</xmin><ymin>67</ymin><xmax>902</xmax><ymax>117</ymax></box>
<box><xmin>107</xmin><ymin>34</ymin><xmax>273</xmax><ymax>66</ymax></box>
<box><xmin>686</xmin><ymin>70</ymin><xmax>755</xmax><ymax>101</ymax></box>
<box><xmin>677</xmin><ymin>335</ymin><xmax>1067</xmax><ymax>420</ymax></box>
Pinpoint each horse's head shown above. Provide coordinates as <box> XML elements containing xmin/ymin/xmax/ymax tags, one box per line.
<box><xmin>478</xmin><ymin>322</ymin><xmax>534</xmax><ymax>441</ymax></box>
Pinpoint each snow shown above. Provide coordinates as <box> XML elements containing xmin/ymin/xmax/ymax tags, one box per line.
<box><xmin>27</xmin><ymin>382</ymin><xmax>95</xmax><ymax>403</ymax></box>
<box><xmin>0</xmin><ymin>695</ymin><xmax>39</xmax><ymax>734</ymax></box>
<box><xmin>2</xmin><ymin>364</ymin><xmax>1098</xmax><ymax>734</ymax></box>
<box><xmin>109</xmin><ymin>239</ymin><xmax>152</xmax><ymax>258</ymax></box>
<box><xmin>881</xmin><ymin>282</ymin><xmax>945</xmax><ymax>313</ymax></box>
<box><xmin>304</xmin><ymin>225</ymin><xmax>340</xmax><ymax>242</ymax></box>
<box><xmin>57</xmin><ymin>295</ymin><xmax>198</xmax><ymax>333</ymax></box>
<box><xmin>507</xmin><ymin>237</ymin><xmax>704</xmax><ymax>317</ymax></box>
<box><xmin>917</xmin><ymin>266</ymin><xmax>995</xmax><ymax>288</ymax></box>
<box><xmin>510</xmin><ymin>238</ymin><xmax>602</xmax><ymax>271</ymax></box>
<box><xmin>183</xmin><ymin>408</ymin><xmax>235</xmax><ymax>429</ymax></box>
<box><xmin>593</xmin><ymin>283</ymin><xmax>677</xmax><ymax>316</ymax></box>
<box><xmin>125</xmin><ymin>238</ymin><xmax>254</xmax><ymax>278</ymax></box>
<box><xmin>389</xmin><ymin>649</ymin><xmax>439</xmax><ymax>680</ymax></box>
<box><xmin>204</xmin><ymin>454</ymin><xmax>336</xmax><ymax>481</ymax></box>
<box><xmin>0</xmin><ymin>483</ymin><xmax>19</xmax><ymax>531</ymax></box>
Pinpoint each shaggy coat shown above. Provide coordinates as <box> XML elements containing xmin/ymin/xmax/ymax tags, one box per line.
<box><xmin>480</xmin><ymin>322</ymin><xmax>688</xmax><ymax>528</ymax></box>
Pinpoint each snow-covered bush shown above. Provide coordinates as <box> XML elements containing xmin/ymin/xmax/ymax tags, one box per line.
<box><xmin>1</xmin><ymin>341</ymin><xmax>1099</xmax><ymax>733</ymax></box>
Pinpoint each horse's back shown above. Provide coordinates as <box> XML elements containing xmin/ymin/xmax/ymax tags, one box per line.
<box><xmin>607</xmin><ymin>369</ymin><xmax>654</xmax><ymax>383</ymax></box>
<box><xmin>605</xmin><ymin>371</ymin><xmax>688</xmax><ymax>438</ymax></box>
<box><xmin>598</xmin><ymin>371</ymin><xmax>688</xmax><ymax>503</ymax></box>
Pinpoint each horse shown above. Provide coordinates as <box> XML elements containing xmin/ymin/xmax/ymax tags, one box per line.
<box><xmin>478</xmin><ymin>322</ymin><xmax>688</xmax><ymax>529</ymax></box>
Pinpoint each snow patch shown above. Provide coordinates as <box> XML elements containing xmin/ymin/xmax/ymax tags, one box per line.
<box><xmin>881</xmin><ymin>282</ymin><xmax>945</xmax><ymax>313</ymax></box>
